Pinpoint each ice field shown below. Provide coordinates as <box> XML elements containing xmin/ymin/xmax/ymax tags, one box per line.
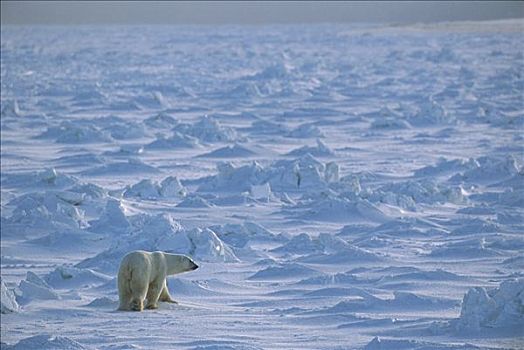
<box><xmin>1</xmin><ymin>19</ymin><xmax>523</xmax><ymax>349</ymax></box>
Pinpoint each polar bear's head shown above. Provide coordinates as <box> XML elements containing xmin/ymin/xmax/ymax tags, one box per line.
<box><xmin>164</xmin><ymin>253</ymin><xmax>199</xmax><ymax>275</ymax></box>
<box><xmin>178</xmin><ymin>255</ymin><xmax>199</xmax><ymax>272</ymax></box>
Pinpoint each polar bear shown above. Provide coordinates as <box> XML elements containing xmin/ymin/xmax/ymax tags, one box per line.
<box><xmin>117</xmin><ymin>250</ymin><xmax>198</xmax><ymax>311</ymax></box>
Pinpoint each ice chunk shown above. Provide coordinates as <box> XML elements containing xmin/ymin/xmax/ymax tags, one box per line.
<box><xmin>55</xmin><ymin>191</ymin><xmax>85</xmax><ymax>206</ymax></box>
<box><xmin>452</xmin><ymin>155</ymin><xmax>520</xmax><ymax>184</ymax></box>
<box><xmin>454</xmin><ymin>279</ymin><xmax>524</xmax><ymax>333</ymax></box>
<box><xmin>286</xmin><ymin>139</ymin><xmax>335</xmax><ymax>157</ymax></box>
<box><xmin>37</xmin><ymin>168</ymin><xmax>78</xmax><ymax>188</ymax></box>
<box><xmin>325</xmin><ymin>161</ymin><xmax>339</xmax><ymax>183</ymax></box>
<box><xmin>36</xmin><ymin>121</ymin><xmax>112</xmax><ymax>143</ymax></box>
<box><xmin>370</xmin><ymin>107</ymin><xmax>412</xmax><ymax>129</ymax></box>
<box><xmin>123</xmin><ymin>179</ymin><xmax>160</xmax><ymax>199</ymax></box>
<box><xmin>408</xmin><ymin>98</ymin><xmax>454</xmax><ymax>126</ymax></box>
<box><xmin>81</xmin><ymin>159</ymin><xmax>159</xmax><ymax>176</ymax></box>
<box><xmin>85</xmin><ymin>296</ymin><xmax>118</xmax><ymax>308</ymax></box>
<box><xmin>159</xmin><ymin>176</ymin><xmax>187</xmax><ymax>198</ymax></box>
<box><xmin>45</xmin><ymin>266</ymin><xmax>111</xmax><ymax>289</ymax></box>
<box><xmin>78</xmin><ymin>214</ymin><xmax>237</xmax><ymax>274</ymax></box>
<box><xmin>18</xmin><ymin>272</ymin><xmax>60</xmax><ymax>301</ymax></box>
<box><xmin>5</xmin><ymin>191</ymin><xmax>87</xmax><ymax>231</ymax></box>
<box><xmin>249</xmin><ymin>263</ymin><xmax>321</xmax><ymax>281</ymax></box>
<box><xmin>369</xmin><ymin>179</ymin><xmax>466</xmax><ymax>209</ymax></box>
<box><xmin>144</xmin><ymin>112</ymin><xmax>178</xmax><ymax>129</ymax></box>
<box><xmin>5</xmin><ymin>334</ymin><xmax>89</xmax><ymax>350</ymax></box>
<box><xmin>250</xmin><ymin>183</ymin><xmax>271</xmax><ymax>201</ymax></box>
<box><xmin>287</xmin><ymin>123</ymin><xmax>324</xmax><ymax>138</ymax></box>
<box><xmin>176</xmin><ymin>195</ymin><xmax>213</xmax><ymax>208</ymax></box>
<box><xmin>291</xmin><ymin>194</ymin><xmax>391</xmax><ymax>223</ymax></box>
<box><xmin>174</xmin><ymin>115</ymin><xmax>238</xmax><ymax>142</ymax></box>
<box><xmin>198</xmin><ymin>161</ymin><xmax>267</xmax><ymax>193</ymax></box>
<box><xmin>123</xmin><ymin>177</ymin><xmax>187</xmax><ymax>199</ymax></box>
<box><xmin>198</xmin><ymin>154</ymin><xmax>337</xmax><ymax>194</ymax></box>
<box><xmin>363</xmin><ymin>337</ymin><xmax>470</xmax><ymax>350</ymax></box>
<box><xmin>88</xmin><ymin>199</ymin><xmax>131</xmax><ymax>234</ymax></box>
<box><xmin>145</xmin><ymin>132</ymin><xmax>200</xmax><ymax>149</ymax></box>
<box><xmin>249</xmin><ymin>62</ymin><xmax>293</xmax><ymax>80</ymax></box>
<box><xmin>198</xmin><ymin>143</ymin><xmax>258</xmax><ymax>158</ymax></box>
<box><xmin>210</xmin><ymin>222</ymin><xmax>282</xmax><ymax>248</ymax></box>
<box><xmin>272</xmin><ymin>232</ymin><xmax>382</xmax><ymax>263</ymax></box>
<box><xmin>414</xmin><ymin>157</ymin><xmax>478</xmax><ymax>177</ymax></box>
<box><xmin>158</xmin><ymin>227</ymin><xmax>238</xmax><ymax>262</ymax></box>
<box><xmin>1</xmin><ymin>278</ymin><xmax>19</xmax><ymax>314</ymax></box>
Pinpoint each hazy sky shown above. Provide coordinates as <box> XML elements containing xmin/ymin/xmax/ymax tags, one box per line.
<box><xmin>2</xmin><ymin>1</ymin><xmax>523</xmax><ymax>25</ymax></box>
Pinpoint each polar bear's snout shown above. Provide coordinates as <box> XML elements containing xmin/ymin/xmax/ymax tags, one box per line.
<box><xmin>183</xmin><ymin>256</ymin><xmax>199</xmax><ymax>271</ymax></box>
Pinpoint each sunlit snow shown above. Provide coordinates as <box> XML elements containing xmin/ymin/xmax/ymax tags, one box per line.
<box><xmin>1</xmin><ymin>20</ymin><xmax>523</xmax><ymax>349</ymax></box>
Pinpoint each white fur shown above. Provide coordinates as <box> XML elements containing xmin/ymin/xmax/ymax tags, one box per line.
<box><xmin>117</xmin><ymin>250</ymin><xmax>198</xmax><ymax>311</ymax></box>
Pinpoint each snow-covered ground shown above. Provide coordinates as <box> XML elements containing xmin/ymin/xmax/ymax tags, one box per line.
<box><xmin>1</xmin><ymin>19</ymin><xmax>523</xmax><ymax>349</ymax></box>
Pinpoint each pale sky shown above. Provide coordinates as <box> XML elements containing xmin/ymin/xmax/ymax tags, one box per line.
<box><xmin>1</xmin><ymin>1</ymin><xmax>523</xmax><ymax>25</ymax></box>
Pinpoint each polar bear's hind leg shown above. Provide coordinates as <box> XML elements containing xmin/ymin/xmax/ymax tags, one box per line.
<box><xmin>145</xmin><ymin>280</ymin><xmax>163</xmax><ymax>309</ymax></box>
<box><xmin>118</xmin><ymin>264</ymin><xmax>134</xmax><ymax>311</ymax></box>
<box><xmin>128</xmin><ymin>270</ymin><xmax>147</xmax><ymax>311</ymax></box>
<box><xmin>117</xmin><ymin>277</ymin><xmax>128</xmax><ymax>310</ymax></box>
<box><xmin>159</xmin><ymin>280</ymin><xmax>177</xmax><ymax>303</ymax></box>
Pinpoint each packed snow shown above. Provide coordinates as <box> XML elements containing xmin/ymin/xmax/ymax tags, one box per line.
<box><xmin>1</xmin><ymin>19</ymin><xmax>523</xmax><ymax>349</ymax></box>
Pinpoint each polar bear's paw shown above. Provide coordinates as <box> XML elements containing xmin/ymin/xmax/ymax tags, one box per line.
<box><xmin>145</xmin><ymin>303</ymin><xmax>159</xmax><ymax>310</ymax></box>
<box><xmin>130</xmin><ymin>298</ymin><xmax>144</xmax><ymax>311</ymax></box>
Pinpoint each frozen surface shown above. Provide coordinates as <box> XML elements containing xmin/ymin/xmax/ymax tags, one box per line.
<box><xmin>1</xmin><ymin>20</ymin><xmax>523</xmax><ymax>349</ymax></box>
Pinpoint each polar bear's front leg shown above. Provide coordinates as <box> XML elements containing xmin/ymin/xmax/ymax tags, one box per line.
<box><xmin>145</xmin><ymin>280</ymin><xmax>163</xmax><ymax>309</ymax></box>
<box><xmin>159</xmin><ymin>279</ymin><xmax>177</xmax><ymax>304</ymax></box>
